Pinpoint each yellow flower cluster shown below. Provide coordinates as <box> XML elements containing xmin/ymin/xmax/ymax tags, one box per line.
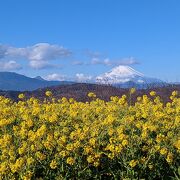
<box><xmin>0</xmin><ymin>90</ymin><xmax>179</xmax><ymax>179</ymax></box>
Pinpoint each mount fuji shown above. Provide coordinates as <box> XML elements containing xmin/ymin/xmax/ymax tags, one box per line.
<box><xmin>96</xmin><ymin>65</ymin><xmax>165</xmax><ymax>88</ymax></box>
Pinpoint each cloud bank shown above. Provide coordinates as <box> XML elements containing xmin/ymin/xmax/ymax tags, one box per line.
<box><xmin>45</xmin><ymin>73</ymin><xmax>67</xmax><ymax>81</ymax></box>
<box><xmin>0</xmin><ymin>43</ymin><xmax>71</xmax><ymax>69</ymax></box>
<box><xmin>72</xmin><ymin>57</ymin><xmax>139</xmax><ymax>67</ymax></box>
<box><xmin>0</xmin><ymin>61</ymin><xmax>22</xmax><ymax>71</ymax></box>
<box><xmin>45</xmin><ymin>73</ymin><xmax>93</xmax><ymax>82</ymax></box>
<box><xmin>75</xmin><ymin>73</ymin><xmax>93</xmax><ymax>82</ymax></box>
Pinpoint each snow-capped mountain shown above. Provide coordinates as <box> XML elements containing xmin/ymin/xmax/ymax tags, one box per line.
<box><xmin>96</xmin><ymin>65</ymin><xmax>165</xmax><ymax>88</ymax></box>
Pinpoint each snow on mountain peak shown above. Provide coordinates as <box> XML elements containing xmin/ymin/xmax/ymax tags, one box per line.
<box><xmin>108</xmin><ymin>65</ymin><xmax>143</xmax><ymax>77</ymax></box>
<box><xmin>96</xmin><ymin>65</ymin><xmax>144</xmax><ymax>84</ymax></box>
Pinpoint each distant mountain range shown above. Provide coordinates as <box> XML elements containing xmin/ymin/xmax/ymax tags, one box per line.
<box><xmin>0</xmin><ymin>72</ymin><xmax>74</xmax><ymax>91</ymax></box>
<box><xmin>0</xmin><ymin>65</ymin><xmax>177</xmax><ymax>91</ymax></box>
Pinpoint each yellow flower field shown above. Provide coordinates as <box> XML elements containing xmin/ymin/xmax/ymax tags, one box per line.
<box><xmin>0</xmin><ymin>90</ymin><xmax>180</xmax><ymax>179</ymax></box>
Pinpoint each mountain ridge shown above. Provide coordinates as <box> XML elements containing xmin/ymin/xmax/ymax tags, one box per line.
<box><xmin>0</xmin><ymin>71</ymin><xmax>74</xmax><ymax>91</ymax></box>
<box><xmin>0</xmin><ymin>65</ymin><xmax>174</xmax><ymax>91</ymax></box>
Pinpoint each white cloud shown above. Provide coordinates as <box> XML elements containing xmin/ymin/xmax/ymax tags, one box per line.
<box><xmin>29</xmin><ymin>60</ymin><xmax>54</xmax><ymax>69</ymax></box>
<box><xmin>91</xmin><ymin>58</ymin><xmax>101</xmax><ymax>65</ymax></box>
<box><xmin>72</xmin><ymin>57</ymin><xmax>139</xmax><ymax>67</ymax></box>
<box><xmin>27</xmin><ymin>43</ymin><xmax>71</xmax><ymax>61</ymax></box>
<box><xmin>118</xmin><ymin>57</ymin><xmax>139</xmax><ymax>65</ymax></box>
<box><xmin>45</xmin><ymin>73</ymin><xmax>67</xmax><ymax>81</ymax></box>
<box><xmin>6</xmin><ymin>47</ymin><xmax>28</xmax><ymax>59</ymax></box>
<box><xmin>0</xmin><ymin>61</ymin><xmax>22</xmax><ymax>71</ymax></box>
<box><xmin>0</xmin><ymin>43</ymin><xmax>71</xmax><ymax>69</ymax></box>
<box><xmin>0</xmin><ymin>45</ymin><xmax>8</xmax><ymax>59</ymax></box>
<box><xmin>91</xmin><ymin>58</ymin><xmax>111</xmax><ymax>66</ymax></box>
<box><xmin>2</xmin><ymin>43</ymin><xmax>71</xmax><ymax>60</ymax></box>
<box><xmin>90</xmin><ymin>57</ymin><xmax>139</xmax><ymax>66</ymax></box>
<box><xmin>45</xmin><ymin>73</ymin><xmax>93</xmax><ymax>82</ymax></box>
<box><xmin>72</xmin><ymin>58</ymin><xmax>112</xmax><ymax>66</ymax></box>
<box><xmin>104</xmin><ymin>58</ymin><xmax>111</xmax><ymax>65</ymax></box>
<box><xmin>75</xmin><ymin>73</ymin><xmax>93</xmax><ymax>82</ymax></box>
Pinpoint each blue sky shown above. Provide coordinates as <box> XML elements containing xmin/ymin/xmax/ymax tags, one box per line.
<box><xmin>0</xmin><ymin>0</ymin><xmax>180</xmax><ymax>82</ymax></box>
